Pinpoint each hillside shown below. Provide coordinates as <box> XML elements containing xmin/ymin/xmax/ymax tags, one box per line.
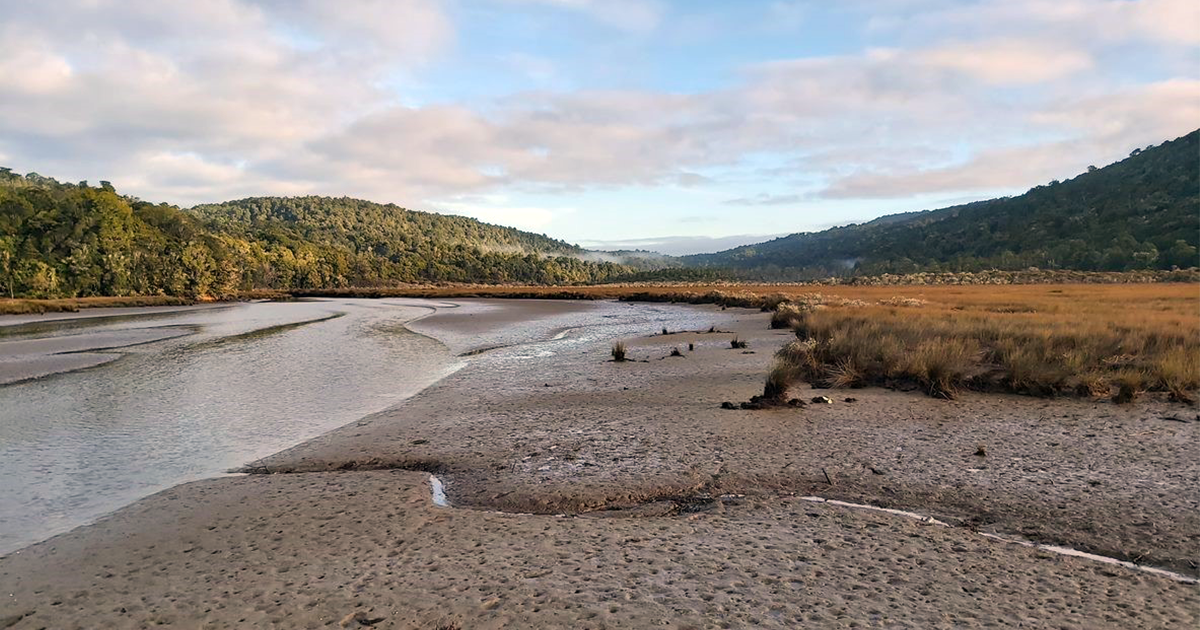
<box><xmin>191</xmin><ymin>196</ymin><xmax>587</xmax><ymax>258</ymax></box>
<box><xmin>0</xmin><ymin>177</ymin><xmax>630</xmax><ymax>299</ymax></box>
<box><xmin>684</xmin><ymin>130</ymin><xmax>1200</xmax><ymax>279</ymax></box>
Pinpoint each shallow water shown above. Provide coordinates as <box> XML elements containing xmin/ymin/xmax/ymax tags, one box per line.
<box><xmin>0</xmin><ymin>299</ymin><xmax>463</xmax><ymax>554</ymax></box>
<box><xmin>0</xmin><ymin>298</ymin><xmax>727</xmax><ymax>555</ymax></box>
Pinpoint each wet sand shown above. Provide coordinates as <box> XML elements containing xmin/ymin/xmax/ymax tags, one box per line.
<box><xmin>1</xmin><ymin>300</ymin><xmax>1197</xmax><ymax>629</ymax></box>
<box><xmin>0</xmin><ymin>302</ymin><xmax>231</xmax><ymax>329</ymax></box>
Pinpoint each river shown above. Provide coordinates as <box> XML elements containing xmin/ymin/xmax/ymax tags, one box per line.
<box><xmin>0</xmin><ymin>297</ymin><xmax>723</xmax><ymax>555</ymax></box>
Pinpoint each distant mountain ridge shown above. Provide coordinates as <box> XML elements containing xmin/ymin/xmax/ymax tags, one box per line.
<box><xmin>682</xmin><ymin>130</ymin><xmax>1200</xmax><ymax>279</ymax></box>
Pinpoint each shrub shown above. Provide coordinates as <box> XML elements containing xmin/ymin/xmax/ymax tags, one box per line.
<box><xmin>1155</xmin><ymin>346</ymin><xmax>1199</xmax><ymax>403</ymax></box>
<box><xmin>906</xmin><ymin>337</ymin><xmax>979</xmax><ymax>399</ymax></box>
<box><xmin>611</xmin><ymin>341</ymin><xmax>627</xmax><ymax>362</ymax></box>
<box><xmin>731</xmin><ymin>337</ymin><xmax>748</xmax><ymax>349</ymax></box>
<box><xmin>763</xmin><ymin>362</ymin><xmax>799</xmax><ymax>402</ymax></box>
<box><xmin>770</xmin><ymin>302</ymin><xmax>808</xmax><ymax>329</ymax></box>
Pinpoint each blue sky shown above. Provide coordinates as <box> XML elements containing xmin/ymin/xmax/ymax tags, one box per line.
<box><xmin>1</xmin><ymin>1</ymin><xmax>1196</xmax><ymax>254</ymax></box>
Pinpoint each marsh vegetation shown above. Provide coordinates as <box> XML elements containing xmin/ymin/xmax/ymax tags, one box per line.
<box><xmin>760</xmin><ymin>284</ymin><xmax>1199</xmax><ymax>402</ymax></box>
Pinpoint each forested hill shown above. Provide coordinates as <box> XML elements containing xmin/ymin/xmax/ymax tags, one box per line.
<box><xmin>683</xmin><ymin>129</ymin><xmax>1200</xmax><ymax>279</ymax></box>
<box><xmin>191</xmin><ymin>196</ymin><xmax>587</xmax><ymax>258</ymax></box>
<box><xmin>0</xmin><ymin>176</ymin><xmax>631</xmax><ymax>299</ymax></box>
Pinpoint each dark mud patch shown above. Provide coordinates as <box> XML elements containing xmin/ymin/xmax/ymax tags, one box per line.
<box><xmin>236</xmin><ymin>455</ymin><xmax>451</xmax><ymax>476</ymax></box>
<box><xmin>458</xmin><ymin>344</ymin><xmax>512</xmax><ymax>357</ymax></box>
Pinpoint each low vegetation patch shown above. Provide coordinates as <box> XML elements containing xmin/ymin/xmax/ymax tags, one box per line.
<box><xmin>611</xmin><ymin>341</ymin><xmax>628</xmax><ymax>362</ymax></box>
<box><xmin>762</xmin><ymin>284</ymin><xmax>1199</xmax><ymax>402</ymax></box>
<box><xmin>0</xmin><ymin>295</ymin><xmax>194</xmax><ymax>315</ymax></box>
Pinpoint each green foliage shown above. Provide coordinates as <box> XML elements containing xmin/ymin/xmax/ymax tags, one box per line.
<box><xmin>0</xmin><ymin>179</ymin><xmax>631</xmax><ymax>298</ymax></box>
<box><xmin>685</xmin><ymin>130</ymin><xmax>1200</xmax><ymax>279</ymax></box>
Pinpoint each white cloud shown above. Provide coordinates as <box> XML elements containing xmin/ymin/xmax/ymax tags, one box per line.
<box><xmin>0</xmin><ymin>0</ymin><xmax>1195</xmax><ymax>217</ymax></box>
<box><xmin>497</xmin><ymin>0</ymin><xmax>664</xmax><ymax>32</ymax></box>
<box><xmin>435</xmin><ymin>197</ymin><xmax>566</xmax><ymax>232</ymax></box>
<box><xmin>863</xmin><ymin>0</ymin><xmax>1200</xmax><ymax>46</ymax></box>
<box><xmin>823</xmin><ymin>80</ymin><xmax>1200</xmax><ymax>198</ymax></box>
<box><xmin>916</xmin><ymin>39</ymin><xmax>1093</xmax><ymax>84</ymax></box>
<box><xmin>579</xmin><ymin>234</ymin><xmax>789</xmax><ymax>256</ymax></box>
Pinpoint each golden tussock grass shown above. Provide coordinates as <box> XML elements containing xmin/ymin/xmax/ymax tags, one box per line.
<box><xmin>764</xmin><ymin>284</ymin><xmax>1199</xmax><ymax>402</ymax></box>
<box><xmin>0</xmin><ymin>295</ymin><xmax>194</xmax><ymax>315</ymax></box>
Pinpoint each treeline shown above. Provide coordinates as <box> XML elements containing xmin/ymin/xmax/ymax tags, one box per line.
<box><xmin>685</xmin><ymin>130</ymin><xmax>1200</xmax><ymax>279</ymax></box>
<box><xmin>0</xmin><ymin>172</ymin><xmax>630</xmax><ymax>299</ymax></box>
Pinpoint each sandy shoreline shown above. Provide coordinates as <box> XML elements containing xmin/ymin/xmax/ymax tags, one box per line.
<box><xmin>1</xmin><ymin>299</ymin><xmax>1196</xmax><ymax>628</ymax></box>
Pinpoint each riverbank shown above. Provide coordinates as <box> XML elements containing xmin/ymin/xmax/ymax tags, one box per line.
<box><xmin>1</xmin><ymin>300</ymin><xmax>1196</xmax><ymax>628</ymax></box>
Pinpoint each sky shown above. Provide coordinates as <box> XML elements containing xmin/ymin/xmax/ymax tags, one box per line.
<box><xmin>1</xmin><ymin>1</ymin><xmax>1197</xmax><ymax>255</ymax></box>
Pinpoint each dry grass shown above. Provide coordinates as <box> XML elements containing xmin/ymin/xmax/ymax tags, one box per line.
<box><xmin>611</xmin><ymin>341</ymin><xmax>628</xmax><ymax>362</ymax></box>
<box><xmin>0</xmin><ymin>295</ymin><xmax>194</xmax><ymax>315</ymax></box>
<box><xmin>763</xmin><ymin>284</ymin><xmax>1199</xmax><ymax>401</ymax></box>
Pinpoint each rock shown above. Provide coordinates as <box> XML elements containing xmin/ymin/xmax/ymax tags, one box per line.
<box><xmin>811</xmin><ymin>396</ymin><xmax>833</xmax><ymax>404</ymax></box>
<box><xmin>786</xmin><ymin>398</ymin><xmax>806</xmax><ymax>407</ymax></box>
<box><xmin>720</xmin><ymin>401</ymin><xmax>738</xmax><ymax>410</ymax></box>
<box><xmin>843</xmin><ymin>397</ymin><xmax>858</xmax><ymax>403</ymax></box>
<box><xmin>481</xmin><ymin>597</ymin><xmax>502</xmax><ymax>610</ymax></box>
<box><xmin>410</xmin><ymin>439</ymin><xmax>429</xmax><ymax>445</ymax></box>
<box><xmin>739</xmin><ymin>401</ymin><xmax>765</xmax><ymax>410</ymax></box>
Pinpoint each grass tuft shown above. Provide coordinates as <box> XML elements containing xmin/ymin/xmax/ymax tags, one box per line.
<box><xmin>611</xmin><ymin>341</ymin><xmax>627</xmax><ymax>362</ymax></box>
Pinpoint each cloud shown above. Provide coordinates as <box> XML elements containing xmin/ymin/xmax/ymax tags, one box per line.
<box><xmin>821</xmin><ymin>79</ymin><xmax>1200</xmax><ymax>198</ymax></box>
<box><xmin>497</xmin><ymin>0</ymin><xmax>664</xmax><ymax>32</ymax></box>
<box><xmin>251</xmin><ymin>0</ymin><xmax>453</xmax><ymax>60</ymax></box>
<box><xmin>0</xmin><ymin>0</ymin><xmax>447</xmax><ymax>204</ymax></box>
<box><xmin>865</xmin><ymin>0</ymin><xmax>1200</xmax><ymax>47</ymax></box>
<box><xmin>723</xmin><ymin>193</ymin><xmax>803</xmax><ymax>206</ymax></box>
<box><xmin>915</xmin><ymin>39</ymin><xmax>1093</xmax><ymax>84</ymax></box>
<box><xmin>0</xmin><ymin>0</ymin><xmax>1195</xmax><ymax>217</ymax></box>
<box><xmin>433</xmin><ymin>196</ymin><xmax>568</xmax><ymax>232</ymax></box>
<box><xmin>580</xmin><ymin>234</ymin><xmax>790</xmax><ymax>256</ymax></box>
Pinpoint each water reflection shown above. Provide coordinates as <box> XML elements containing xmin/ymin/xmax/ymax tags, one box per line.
<box><xmin>0</xmin><ymin>300</ymin><xmax>460</xmax><ymax>554</ymax></box>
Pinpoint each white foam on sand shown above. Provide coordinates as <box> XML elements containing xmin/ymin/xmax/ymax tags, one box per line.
<box><xmin>430</xmin><ymin>475</ymin><xmax>450</xmax><ymax>507</ymax></box>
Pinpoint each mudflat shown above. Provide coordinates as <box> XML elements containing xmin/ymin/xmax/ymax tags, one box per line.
<box><xmin>1</xmin><ymin>300</ymin><xmax>1196</xmax><ymax>629</ymax></box>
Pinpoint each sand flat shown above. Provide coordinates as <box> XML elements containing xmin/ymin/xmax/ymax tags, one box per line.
<box><xmin>1</xmin><ymin>300</ymin><xmax>1196</xmax><ymax>629</ymax></box>
<box><xmin>1</xmin><ymin>470</ymin><xmax>1195</xmax><ymax>629</ymax></box>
